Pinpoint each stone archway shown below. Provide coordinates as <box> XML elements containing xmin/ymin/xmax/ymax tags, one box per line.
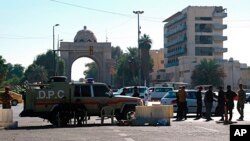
<box><xmin>59</xmin><ymin>26</ymin><xmax>114</xmax><ymax>84</ymax></box>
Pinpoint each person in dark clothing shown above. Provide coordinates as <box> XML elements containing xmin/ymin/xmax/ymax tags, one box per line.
<box><xmin>217</xmin><ymin>86</ymin><xmax>225</xmax><ymax>121</ymax></box>
<box><xmin>204</xmin><ymin>86</ymin><xmax>216</xmax><ymax>121</ymax></box>
<box><xmin>1</xmin><ymin>86</ymin><xmax>13</xmax><ymax>109</ymax></box>
<box><xmin>120</xmin><ymin>88</ymin><xmax>127</xmax><ymax>96</ymax></box>
<box><xmin>195</xmin><ymin>86</ymin><xmax>203</xmax><ymax>120</ymax></box>
<box><xmin>132</xmin><ymin>86</ymin><xmax>140</xmax><ymax>98</ymax></box>
<box><xmin>237</xmin><ymin>84</ymin><xmax>246</xmax><ymax>121</ymax></box>
<box><xmin>225</xmin><ymin>85</ymin><xmax>237</xmax><ymax>122</ymax></box>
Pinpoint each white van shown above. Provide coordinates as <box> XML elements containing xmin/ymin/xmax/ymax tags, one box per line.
<box><xmin>149</xmin><ymin>87</ymin><xmax>173</xmax><ymax>101</ymax></box>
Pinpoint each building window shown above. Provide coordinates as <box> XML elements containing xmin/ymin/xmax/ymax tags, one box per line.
<box><xmin>161</xmin><ymin>60</ymin><xmax>164</xmax><ymax>64</ymax></box>
<box><xmin>195</xmin><ymin>17</ymin><xmax>212</xmax><ymax>21</ymax></box>
<box><xmin>195</xmin><ymin>35</ymin><xmax>213</xmax><ymax>44</ymax></box>
<box><xmin>195</xmin><ymin>24</ymin><xmax>212</xmax><ymax>32</ymax></box>
<box><xmin>195</xmin><ymin>47</ymin><xmax>213</xmax><ymax>56</ymax></box>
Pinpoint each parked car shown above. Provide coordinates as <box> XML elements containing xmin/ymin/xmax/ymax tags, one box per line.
<box><xmin>148</xmin><ymin>87</ymin><xmax>173</xmax><ymax>101</ymax></box>
<box><xmin>245</xmin><ymin>93</ymin><xmax>250</xmax><ymax>103</ymax></box>
<box><xmin>113</xmin><ymin>86</ymin><xmax>149</xmax><ymax>98</ymax></box>
<box><xmin>160</xmin><ymin>90</ymin><xmax>218</xmax><ymax>114</ymax></box>
<box><xmin>0</xmin><ymin>91</ymin><xmax>23</xmax><ymax>106</ymax></box>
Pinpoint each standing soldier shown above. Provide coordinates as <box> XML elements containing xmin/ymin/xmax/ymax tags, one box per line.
<box><xmin>1</xmin><ymin>86</ymin><xmax>13</xmax><ymax>109</ymax></box>
<box><xmin>195</xmin><ymin>86</ymin><xmax>203</xmax><ymax>120</ymax></box>
<box><xmin>176</xmin><ymin>86</ymin><xmax>187</xmax><ymax>121</ymax></box>
<box><xmin>225</xmin><ymin>85</ymin><xmax>237</xmax><ymax>122</ymax></box>
<box><xmin>217</xmin><ymin>86</ymin><xmax>225</xmax><ymax>121</ymax></box>
<box><xmin>132</xmin><ymin>86</ymin><xmax>140</xmax><ymax>98</ymax></box>
<box><xmin>204</xmin><ymin>86</ymin><xmax>216</xmax><ymax>121</ymax></box>
<box><xmin>237</xmin><ymin>84</ymin><xmax>246</xmax><ymax>121</ymax></box>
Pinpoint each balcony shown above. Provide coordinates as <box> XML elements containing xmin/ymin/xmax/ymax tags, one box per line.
<box><xmin>167</xmin><ymin>48</ymin><xmax>186</xmax><ymax>57</ymax></box>
<box><xmin>166</xmin><ymin>62</ymin><xmax>179</xmax><ymax>67</ymax></box>
<box><xmin>213</xmin><ymin>12</ymin><xmax>227</xmax><ymax>18</ymax></box>
<box><xmin>213</xmin><ymin>35</ymin><xmax>227</xmax><ymax>41</ymax></box>
<box><xmin>213</xmin><ymin>23</ymin><xmax>227</xmax><ymax>30</ymax></box>
<box><xmin>165</xmin><ymin>35</ymin><xmax>187</xmax><ymax>48</ymax></box>
<box><xmin>213</xmin><ymin>47</ymin><xmax>228</xmax><ymax>53</ymax></box>
<box><xmin>166</xmin><ymin>14</ymin><xmax>186</xmax><ymax>27</ymax></box>
<box><xmin>215</xmin><ymin>58</ymin><xmax>227</xmax><ymax>64</ymax></box>
<box><xmin>165</xmin><ymin>24</ymin><xmax>186</xmax><ymax>37</ymax></box>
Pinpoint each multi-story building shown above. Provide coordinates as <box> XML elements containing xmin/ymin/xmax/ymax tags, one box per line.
<box><xmin>162</xmin><ymin>6</ymin><xmax>250</xmax><ymax>90</ymax></box>
<box><xmin>149</xmin><ymin>49</ymin><xmax>165</xmax><ymax>85</ymax></box>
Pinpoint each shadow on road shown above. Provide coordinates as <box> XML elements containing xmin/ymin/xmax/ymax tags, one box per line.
<box><xmin>8</xmin><ymin>123</ymin><xmax>117</xmax><ymax>130</ymax></box>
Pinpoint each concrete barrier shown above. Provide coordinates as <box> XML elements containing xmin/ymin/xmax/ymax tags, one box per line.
<box><xmin>0</xmin><ymin>109</ymin><xmax>18</xmax><ymax>129</ymax></box>
<box><xmin>134</xmin><ymin>105</ymin><xmax>173</xmax><ymax>126</ymax></box>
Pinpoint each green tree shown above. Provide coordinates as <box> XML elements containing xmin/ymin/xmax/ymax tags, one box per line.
<box><xmin>34</xmin><ymin>50</ymin><xmax>64</xmax><ymax>77</ymax></box>
<box><xmin>24</xmin><ymin>64</ymin><xmax>48</xmax><ymax>83</ymax></box>
<box><xmin>191</xmin><ymin>59</ymin><xmax>225</xmax><ymax>87</ymax></box>
<box><xmin>114</xmin><ymin>47</ymin><xmax>139</xmax><ymax>87</ymax></box>
<box><xmin>139</xmin><ymin>34</ymin><xmax>153</xmax><ymax>86</ymax></box>
<box><xmin>112</xmin><ymin>46</ymin><xmax>123</xmax><ymax>60</ymax></box>
<box><xmin>6</xmin><ymin>64</ymin><xmax>24</xmax><ymax>79</ymax></box>
<box><xmin>84</xmin><ymin>62</ymin><xmax>98</xmax><ymax>80</ymax></box>
<box><xmin>5</xmin><ymin>63</ymin><xmax>24</xmax><ymax>85</ymax></box>
<box><xmin>0</xmin><ymin>56</ymin><xmax>8</xmax><ymax>85</ymax></box>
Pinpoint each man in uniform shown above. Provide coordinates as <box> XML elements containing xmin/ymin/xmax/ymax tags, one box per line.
<box><xmin>1</xmin><ymin>86</ymin><xmax>13</xmax><ymax>109</ymax></box>
<box><xmin>204</xmin><ymin>86</ymin><xmax>216</xmax><ymax>121</ymax></box>
<box><xmin>176</xmin><ymin>86</ymin><xmax>187</xmax><ymax>121</ymax></box>
<box><xmin>237</xmin><ymin>84</ymin><xmax>246</xmax><ymax>121</ymax></box>
<box><xmin>132</xmin><ymin>86</ymin><xmax>140</xmax><ymax>98</ymax></box>
<box><xmin>225</xmin><ymin>85</ymin><xmax>237</xmax><ymax>122</ymax></box>
<box><xmin>195</xmin><ymin>86</ymin><xmax>203</xmax><ymax>120</ymax></box>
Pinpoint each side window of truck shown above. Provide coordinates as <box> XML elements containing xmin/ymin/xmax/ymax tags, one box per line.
<box><xmin>93</xmin><ymin>85</ymin><xmax>109</xmax><ymax>97</ymax></box>
<box><xmin>74</xmin><ymin>85</ymin><xmax>91</xmax><ymax>97</ymax></box>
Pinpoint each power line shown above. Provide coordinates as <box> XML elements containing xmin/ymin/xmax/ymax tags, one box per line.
<box><xmin>50</xmin><ymin>0</ymin><xmax>164</xmax><ymax>22</ymax></box>
<box><xmin>50</xmin><ymin>0</ymin><xmax>134</xmax><ymax>18</ymax></box>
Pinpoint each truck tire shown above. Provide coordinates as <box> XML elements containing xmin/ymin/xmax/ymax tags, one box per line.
<box><xmin>115</xmin><ymin>111</ymin><xmax>123</xmax><ymax>121</ymax></box>
<box><xmin>49</xmin><ymin>109</ymin><xmax>69</xmax><ymax>127</ymax></box>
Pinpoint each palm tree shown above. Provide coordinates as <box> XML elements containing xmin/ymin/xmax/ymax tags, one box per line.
<box><xmin>191</xmin><ymin>59</ymin><xmax>225</xmax><ymax>87</ymax></box>
<box><xmin>139</xmin><ymin>34</ymin><xmax>152</xmax><ymax>86</ymax></box>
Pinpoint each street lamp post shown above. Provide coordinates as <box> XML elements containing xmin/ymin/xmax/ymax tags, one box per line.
<box><xmin>133</xmin><ymin>10</ymin><xmax>144</xmax><ymax>85</ymax></box>
<box><xmin>53</xmin><ymin>24</ymin><xmax>59</xmax><ymax>76</ymax></box>
<box><xmin>229</xmin><ymin>57</ymin><xmax>234</xmax><ymax>90</ymax></box>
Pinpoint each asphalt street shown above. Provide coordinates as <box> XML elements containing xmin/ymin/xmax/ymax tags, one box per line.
<box><xmin>1</xmin><ymin>102</ymin><xmax>250</xmax><ymax>141</ymax></box>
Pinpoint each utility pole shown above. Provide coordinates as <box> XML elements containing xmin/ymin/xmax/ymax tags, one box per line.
<box><xmin>53</xmin><ymin>24</ymin><xmax>59</xmax><ymax>76</ymax></box>
<box><xmin>133</xmin><ymin>10</ymin><xmax>144</xmax><ymax>85</ymax></box>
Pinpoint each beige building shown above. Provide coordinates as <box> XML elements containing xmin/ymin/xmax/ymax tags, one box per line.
<box><xmin>162</xmin><ymin>6</ymin><xmax>250</xmax><ymax>90</ymax></box>
<box><xmin>149</xmin><ymin>49</ymin><xmax>165</xmax><ymax>85</ymax></box>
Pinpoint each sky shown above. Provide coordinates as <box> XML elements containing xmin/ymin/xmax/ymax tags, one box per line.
<box><xmin>1</xmin><ymin>0</ymin><xmax>250</xmax><ymax>80</ymax></box>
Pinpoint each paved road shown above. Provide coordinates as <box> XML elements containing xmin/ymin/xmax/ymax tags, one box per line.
<box><xmin>1</xmin><ymin>102</ymin><xmax>250</xmax><ymax>141</ymax></box>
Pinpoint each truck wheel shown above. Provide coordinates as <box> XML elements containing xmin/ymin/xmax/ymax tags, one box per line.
<box><xmin>49</xmin><ymin>111</ymin><xmax>60</xmax><ymax>127</ymax></box>
<box><xmin>115</xmin><ymin>112</ymin><xmax>123</xmax><ymax>121</ymax></box>
<box><xmin>11</xmin><ymin>100</ymin><xmax>18</xmax><ymax>106</ymax></box>
<box><xmin>49</xmin><ymin>110</ymin><xmax>69</xmax><ymax>127</ymax></box>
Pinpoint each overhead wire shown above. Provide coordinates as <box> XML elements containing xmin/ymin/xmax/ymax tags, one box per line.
<box><xmin>50</xmin><ymin>0</ymin><xmax>164</xmax><ymax>22</ymax></box>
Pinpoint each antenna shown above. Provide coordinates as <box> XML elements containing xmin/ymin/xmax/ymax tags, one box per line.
<box><xmin>106</xmin><ymin>29</ymin><xmax>108</xmax><ymax>42</ymax></box>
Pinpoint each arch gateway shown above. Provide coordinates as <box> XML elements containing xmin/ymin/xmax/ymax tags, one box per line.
<box><xmin>60</xmin><ymin>26</ymin><xmax>114</xmax><ymax>84</ymax></box>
